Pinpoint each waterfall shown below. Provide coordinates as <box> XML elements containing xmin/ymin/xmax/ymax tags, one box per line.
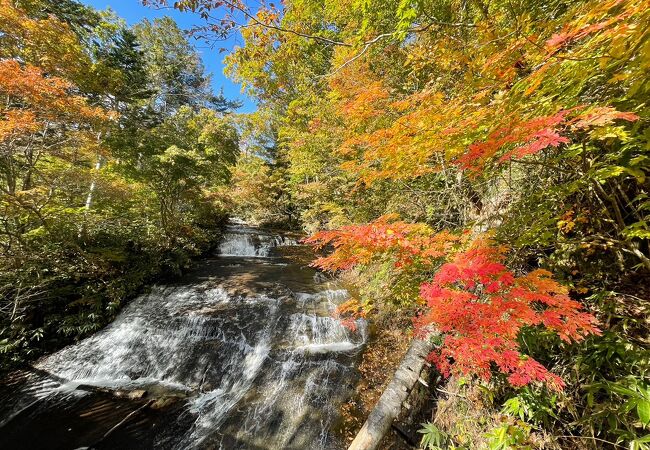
<box><xmin>0</xmin><ymin>226</ymin><xmax>365</xmax><ymax>450</ymax></box>
<box><xmin>218</xmin><ymin>226</ymin><xmax>298</xmax><ymax>257</ymax></box>
<box><xmin>289</xmin><ymin>314</ymin><xmax>367</xmax><ymax>354</ymax></box>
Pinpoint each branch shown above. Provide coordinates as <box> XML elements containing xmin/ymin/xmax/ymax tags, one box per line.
<box><xmin>149</xmin><ymin>0</ymin><xmax>476</xmax><ymax>51</ymax></box>
<box><xmin>327</xmin><ymin>18</ymin><xmax>477</xmax><ymax>75</ymax></box>
<box><xmin>327</xmin><ymin>32</ymin><xmax>395</xmax><ymax>76</ymax></box>
<box><xmin>209</xmin><ymin>0</ymin><xmax>352</xmax><ymax>47</ymax></box>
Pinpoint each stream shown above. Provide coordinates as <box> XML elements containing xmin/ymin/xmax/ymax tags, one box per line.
<box><xmin>0</xmin><ymin>224</ymin><xmax>367</xmax><ymax>449</ymax></box>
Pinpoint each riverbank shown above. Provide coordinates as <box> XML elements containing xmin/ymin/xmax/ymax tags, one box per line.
<box><xmin>0</xmin><ymin>216</ymin><xmax>229</xmax><ymax>374</ymax></box>
<box><xmin>336</xmin><ymin>309</ymin><xmax>443</xmax><ymax>449</ymax></box>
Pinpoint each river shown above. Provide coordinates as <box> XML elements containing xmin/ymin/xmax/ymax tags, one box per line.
<box><xmin>0</xmin><ymin>224</ymin><xmax>366</xmax><ymax>449</ymax></box>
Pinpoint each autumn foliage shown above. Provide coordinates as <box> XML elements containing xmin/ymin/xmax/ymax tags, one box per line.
<box><xmin>416</xmin><ymin>240</ymin><xmax>599</xmax><ymax>390</ymax></box>
<box><xmin>305</xmin><ymin>214</ymin><xmax>461</xmax><ymax>271</ymax></box>
<box><xmin>0</xmin><ymin>60</ymin><xmax>108</xmax><ymax>142</ymax></box>
<box><xmin>308</xmin><ymin>218</ymin><xmax>599</xmax><ymax>390</ymax></box>
<box><xmin>456</xmin><ymin>107</ymin><xmax>640</xmax><ymax>173</ymax></box>
<box><xmin>0</xmin><ymin>0</ymin><xmax>239</xmax><ymax>371</ymax></box>
<box><xmin>164</xmin><ymin>0</ymin><xmax>649</xmax><ymax>444</ymax></box>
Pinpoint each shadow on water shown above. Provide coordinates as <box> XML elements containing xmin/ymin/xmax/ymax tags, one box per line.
<box><xmin>0</xmin><ymin>225</ymin><xmax>366</xmax><ymax>450</ymax></box>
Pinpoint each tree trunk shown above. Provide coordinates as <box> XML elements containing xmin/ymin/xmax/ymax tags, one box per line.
<box><xmin>348</xmin><ymin>337</ymin><xmax>434</xmax><ymax>450</ymax></box>
<box><xmin>85</xmin><ymin>155</ymin><xmax>104</xmax><ymax>210</ymax></box>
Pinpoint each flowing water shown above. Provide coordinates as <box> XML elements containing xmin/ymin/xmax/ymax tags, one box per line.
<box><xmin>0</xmin><ymin>225</ymin><xmax>366</xmax><ymax>450</ymax></box>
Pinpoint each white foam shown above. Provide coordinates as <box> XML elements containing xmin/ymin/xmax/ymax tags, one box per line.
<box><xmin>294</xmin><ymin>342</ymin><xmax>361</xmax><ymax>354</ymax></box>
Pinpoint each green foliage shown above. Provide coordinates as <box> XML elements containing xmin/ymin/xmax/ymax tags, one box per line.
<box><xmin>93</xmin><ymin>27</ymin><xmax>151</xmax><ymax>105</ymax></box>
<box><xmin>501</xmin><ymin>389</ymin><xmax>559</xmax><ymax>428</ymax></box>
<box><xmin>133</xmin><ymin>17</ymin><xmax>232</xmax><ymax>113</ymax></box>
<box><xmin>419</xmin><ymin>422</ymin><xmax>452</xmax><ymax>450</ymax></box>
<box><xmin>5</xmin><ymin>0</ymin><xmax>650</xmax><ymax>447</ymax></box>
<box><xmin>16</xmin><ymin>0</ymin><xmax>102</xmax><ymax>36</ymax></box>
<box><xmin>226</xmin><ymin>153</ymin><xmax>294</xmax><ymax>226</ymax></box>
<box><xmin>579</xmin><ymin>374</ymin><xmax>650</xmax><ymax>446</ymax></box>
<box><xmin>486</xmin><ymin>422</ymin><xmax>532</xmax><ymax>450</ymax></box>
<box><xmin>113</xmin><ymin>106</ymin><xmax>238</xmax><ymax>239</ymax></box>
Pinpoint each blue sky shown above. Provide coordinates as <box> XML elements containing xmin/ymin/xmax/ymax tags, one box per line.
<box><xmin>81</xmin><ymin>1</ymin><xmax>256</xmax><ymax>112</ymax></box>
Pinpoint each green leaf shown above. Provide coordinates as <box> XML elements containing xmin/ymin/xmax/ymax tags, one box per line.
<box><xmin>593</xmin><ymin>165</ymin><xmax>625</xmax><ymax>183</ymax></box>
<box><xmin>606</xmin><ymin>383</ymin><xmax>639</xmax><ymax>397</ymax></box>
<box><xmin>635</xmin><ymin>434</ymin><xmax>650</xmax><ymax>443</ymax></box>
<box><xmin>638</xmin><ymin>400</ymin><xmax>650</xmax><ymax>426</ymax></box>
<box><xmin>625</xmin><ymin>167</ymin><xmax>646</xmax><ymax>184</ymax></box>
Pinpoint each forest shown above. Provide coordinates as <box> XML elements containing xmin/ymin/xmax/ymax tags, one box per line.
<box><xmin>1</xmin><ymin>0</ymin><xmax>649</xmax><ymax>449</ymax></box>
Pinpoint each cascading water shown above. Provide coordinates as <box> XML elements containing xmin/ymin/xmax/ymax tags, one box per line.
<box><xmin>217</xmin><ymin>226</ymin><xmax>298</xmax><ymax>258</ymax></box>
<box><xmin>0</xmin><ymin>224</ymin><xmax>365</xmax><ymax>450</ymax></box>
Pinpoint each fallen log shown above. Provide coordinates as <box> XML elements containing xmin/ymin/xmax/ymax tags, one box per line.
<box><xmin>348</xmin><ymin>337</ymin><xmax>434</xmax><ymax>450</ymax></box>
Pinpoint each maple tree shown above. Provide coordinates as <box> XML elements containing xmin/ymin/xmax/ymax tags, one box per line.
<box><xmin>416</xmin><ymin>240</ymin><xmax>599</xmax><ymax>389</ymax></box>
<box><xmin>306</xmin><ymin>214</ymin><xmax>461</xmax><ymax>271</ymax></box>
<box><xmin>0</xmin><ymin>60</ymin><xmax>108</xmax><ymax>138</ymax></box>
<box><xmin>0</xmin><ymin>0</ymin><xmax>90</xmax><ymax>80</ymax></box>
<box><xmin>308</xmin><ymin>218</ymin><xmax>599</xmax><ymax>390</ymax></box>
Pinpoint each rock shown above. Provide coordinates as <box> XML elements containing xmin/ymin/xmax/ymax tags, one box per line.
<box><xmin>126</xmin><ymin>389</ymin><xmax>148</xmax><ymax>400</ymax></box>
<box><xmin>150</xmin><ymin>396</ymin><xmax>180</xmax><ymax>410</ymax></box>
